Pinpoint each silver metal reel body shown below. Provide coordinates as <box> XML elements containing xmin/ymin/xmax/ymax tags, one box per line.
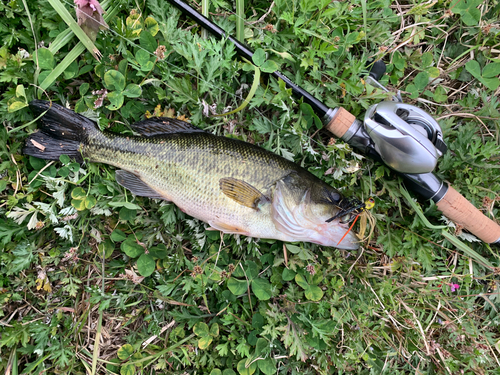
<box><xmin>362</xmin><ymin>101</ymin><xmax>447</xmax><ymax>174</ymax></box>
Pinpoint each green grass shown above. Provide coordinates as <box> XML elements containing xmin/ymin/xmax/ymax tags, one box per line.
<box><xmin>1</xmin><ymin>0</ymin><xmax>500</xmax><ymax>374</ymax></box>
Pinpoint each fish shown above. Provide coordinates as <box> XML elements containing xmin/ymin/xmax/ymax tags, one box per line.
<box><xmin>23</xmin><ymin>100</ymin><xmax>362</xmax><ymax>249</ymax></box>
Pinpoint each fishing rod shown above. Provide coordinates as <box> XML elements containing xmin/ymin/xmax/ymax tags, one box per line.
<box><xmin>166</xmin><ymin>0</ymin><xmax>500</xmax><ymax>245</ymax></box>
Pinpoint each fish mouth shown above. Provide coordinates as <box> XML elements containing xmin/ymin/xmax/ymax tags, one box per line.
<box><xmin>314</xmin><ymin>222</ymin><xmax>360</xmax><ymax>250</ymax></box>
<box><xmin>271</xmin><ymin>182</ymin><xmax>360</xmax><ymax>249</ymax></box>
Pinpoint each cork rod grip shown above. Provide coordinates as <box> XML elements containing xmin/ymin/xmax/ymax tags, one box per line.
<box><xmin>325</xmin><ymin>107</ymin><xmax>356</xmax><ymax>138</ymax></box>
<box><xmin>436</xmin><ymin>186</ymin><xmax>500</xmax><ymax>244</ymax></box>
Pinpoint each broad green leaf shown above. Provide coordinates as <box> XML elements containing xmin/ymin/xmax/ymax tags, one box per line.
<box><xmin>144</xmin><ymin>16</ymin><xmax>159</xmax><ymax>36</ymax></box>
<box><xmin>237</xmin><ymin>359</ymin><xmax>257</xmax><ymax>375</ymax></box>
<box><xmin>111</xmin><ymin>228</ymin><xmax>127</xmax><ymax>242</ymax></box>
<box><xmin>304</xmin><ymin>285</ymin><xmax>324</xmax><ymax>301</ymax></box>
<box><xmin>223</xmin><ymin>370</ymin><xmax>237</xmax><ymax>375</ymax></box>
<box><xmin>210</xmin><ymin>323</ymin><xmax>219</xmax><ymax>337</ymax></box>
<box><xmin>108</xmin><ymin>201</ymin><xmax>142</xmax><ymax>210</ymax></box>
<box><xmin>71</xmin><ymin>187</ymin><xmax>86</xmax><ymax>200</ymax></box>
<box><xmin>421</xmin><ymin>52</ymin><xmax>433</xmax><ymax>68</ymax></box>
<box><xmin>227</xmin><ymin>277</ymin><xmax>248</xmax><ymax>295</ymax></box>
<box><xmin>480</xmin><ymin>77</ymin><xmax>500</xmax><ymax>91</ymax></box>
<box><xmin>79</xmin><ymin>82</ymin><xmax>90</xmax><ymax>96</ymax></box>
<box><xmin>15</xmin><ymin>85</ymin><xmax>27</xmax><ymax>100</ymax></box>
<box><xmin>8</xmin><ymin>101</ymin><xmax>28</xmax><ymax>113</ymax></box>
<box><xmin>85</xmin><ymin>195</ymin><xmax>96</xmax><ymax>209</ymax></box>
<box><xmin>123</xmin><ymin>83</ymin><xmax>142</xmax><ymax>98</ymax></box>
<box><xmin>95</xmin><ymin>64</ymin><xmax>106</xmax><ymax>78</ymax></box>
<box><xmin>36</xmin><ymin>48</ymin><xmax>55</xmax><ymax>70</ymax></box>
<box><xmin>427</xmin><ymin>67</ymin><xmax>440</xmax><ymax>78</ymax></box>
<box><xmin>461</xmin><ymin>8</ymin><xmax>480</xmax><ymax>26</ymax></box>
<box><xmin>198</xmin><ymin>335</ymin><xmax>213</xmax><ymax>349</ymax></box>
<box><xmin>121</xmin><ymin>239</ymin><xmax>145</xmax><ymax>258</ymax></box>
<box><xmin>405</xmin><ymin>83</ymin><xmax>419</xmax><ymax>99</ymax></box>
<box><xmin>247</xmin><ymin>330</ymin><xmax>259</xmax><ymax>346</ymax></box>
<box><xmin>310</xmin><ymin>272</ymin><xmax>323</xmax><ymax>285</ymax></box>
<box><xmin>119</xmin><ymin>207</ymin><xmax>137</xmax><ymax>221</ymax></box>
<box><xmin>126</xmin><ymin>12</ymin><xmax>143</xmax><ymax>36</ymax></box>
<box><xmin>120</xmin><ymin>364</ymin><xmax>135</xmax><ymax>375</ymax></box>
<box><xmin>245</xmin><ymin>261</ymin><xmax>260</xmax><ymax>280</ymax></box>
<box><xmin>210</xmin><ymin>370</ymin><xmax>222</xmax><ymax>375</ymax></box>
<box><xmin>193</xmin><ymin>322</ymin><xmax>210</xmax><ymax>336</ymax></box>
<box><xmin>282</xmin><ymin>268</ymin><xmax>296</xmax><ymax>281</ymax></box>
<box><xmin>260</xmin><ymin>60</ymin><xmax>278</xmax><ymax>73</ymax></box>
<box><xmin>295</xmin><ymin>274</ymin><xmax>309</xmax><ymax>289</ymax></box>
<box><xmin>104</xmin><ymin>70</ymin><xmax>126</xmax><ymax>91</ymax></box>
<box><xmin>413</xmin><ymin>71</ymin><xmax>429</xmax><ymax>91</ymax></box>
<box><xmin>75</xmin><ymin>98</ymin><xmax>87</xmax><ymax>112</ymax></box>
<box><xmin>139</xmin><ymin>28</ymin><xmax>157</xmax><ymax>52</ymax></box>
<box><xmin>257</xmin><ymin>358</ymin><xmax>276</xmax><ymax>375</ymax></box>
<box><xmin>106</xmin><ymin>358</ymin><xmax>120</xmax><ymax>373</ymax></box>
<box><xmin>270</xmin><ymin>49</ymin><xmax>295</xmax><ymax>61</ymax></box>
<box><xmin>252</xmin><ymin>48</ymin><xmax>266</xmax><ymax>67</ymax></box>
<box><xmin>136</xmin><ymin>49</ymin><xmax>152</xmax><ymax>66</ymax></box>
<box><xmin>106</xmin><ymin>91</ymin><xmax>125</xmax><ymax>110</ymax></box>
<box><xmin>392</xmin><ymin>51</ymin><xmax>405</xmax><ymax>70</ymax></box>
<box><xmin>251</xmin><ymin>278</ymin><xmax>272</xmax><ymax>300</ymax></box>
<box><xmin>117</xmin><ymin>344</ymin><xmax>134</xmax><ymax>360</ymax></box>
<box><xmin>252</xmin><ymin>313</ymin><xmax>264</xmax><ymax>329</ymax></box>
<box><xmin>254</xmin><ymin>338</ymin><xmax>268</xmax><ymax>354</ymax></box>
<box><xmin>98</xmin><ymin>240</ymin><xmax>114</xmax><ymax>259</ymax></box>
<box><xmin>71</xmin><ymin>199</ymin><xmax>86</xmax><ymax>211</ymax></box>
<box><xmin>482</xmin><ymin>63</ymin><xmax>500</xmax><ymax>78</ymax></box>
<box><xmin>453</xmin><ymin>0</ymin><xmax>481</xmax><ymax>27</ymax></box>
<box><xmin>286</xmin><ymin>244</ymin><xmax>301</xmax><ymax>254</ymax></box>
<box><xmin>63</xmin><ymin>60</ymin><xmax>79</xmax><ymax>79</ymax></box>
<box><xmin>59</xmin><ymin>155</ymin><xmax>71</xmax><ymax>164</ymax></box>
<box><xmin>465</xmin><ymin>60</ymin><xmax>481</xmax><ymax>79</ymax></box>
<box><xmin>148</xmin><ymin>244</ymin><xmax>168</xmax><ymax>259</ymax></box>
<box><xmin>432</xmin><ymin>86</ymin><xmax>448</xmax><ymax>102</ymax></box>
<box><xmin>136</xmin><ymin>253</ymin><xmax>155</xmax><ymax>276</ymax></box>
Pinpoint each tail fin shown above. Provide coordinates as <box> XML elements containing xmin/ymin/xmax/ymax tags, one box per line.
<box><xmin>23</xmin><ymin>100</ymin><xmax>99</xmax><ymax>162</ymax></box>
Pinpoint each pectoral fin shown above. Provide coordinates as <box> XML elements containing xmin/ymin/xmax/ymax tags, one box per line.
<box><xmin>116</xmin><ymin>170</ymin><xmax>169</xmax><ymax>200</ymax></box>
<box><xmin>219</xmin><ymin>177</ymin><xmax>268</xmax><ymax>210</ymax></box>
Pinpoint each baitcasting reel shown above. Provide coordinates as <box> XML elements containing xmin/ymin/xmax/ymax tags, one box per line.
<box><xmin>363</xmin><ymin>101</ymin><xmax>447</xmax><ymax>174</ymax></box>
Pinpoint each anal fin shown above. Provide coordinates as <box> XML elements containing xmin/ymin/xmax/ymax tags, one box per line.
<box><xmin>219</xmin><ymin>177</ymin><xmax>268</xmax><ymax>210</ymax></box>
<box><xmin>115</xmin><ymin>170</ymin><xmax>169</xmax><ymax>200</ymax></box>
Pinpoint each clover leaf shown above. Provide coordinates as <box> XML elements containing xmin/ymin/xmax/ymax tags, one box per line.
<box><xmin>193</xmin><ymin>322</ymin><xmax>219</xmax><ymax>349</ymax></box>
<box><xmin>103</xmin><ymin>69</ymin><xmax>142</xmax><ymax>110</ymax></box>
<box><xmin>295</xmin><ymin>272</ymin><xmax>324</xmax><ymax>301</ymax></box>
<box><xmin>227</xmin><ymin>261</ymin><xmax>272</xmax><ymax>301</ymax></box>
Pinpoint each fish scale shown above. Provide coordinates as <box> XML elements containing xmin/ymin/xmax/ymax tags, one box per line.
<box><xmin>85</xmin><ymin>131</ymin><xmax>300</xmax><ymax>228</ymax></box>
<box><xmin>23</xmin><ymin>100</ymin><xmax>360</xmax><ymax>249</ymax></box>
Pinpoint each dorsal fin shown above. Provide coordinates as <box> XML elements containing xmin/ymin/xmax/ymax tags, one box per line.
<box><xmin>129</xmin><ymin>117</ymin><xmax>207</xmax><ymax>137</ymax></box>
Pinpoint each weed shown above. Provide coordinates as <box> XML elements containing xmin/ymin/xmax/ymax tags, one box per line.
<box><xmin>0</xmin><ymin>0</ymin><xmax>499</xmax><ymax>374</ymax></box>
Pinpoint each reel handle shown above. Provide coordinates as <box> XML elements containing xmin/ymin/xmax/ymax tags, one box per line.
<box><xmin>326</xmin><ymin>111</ymin><xmax>500</xmax><ymax>245</ymax></box>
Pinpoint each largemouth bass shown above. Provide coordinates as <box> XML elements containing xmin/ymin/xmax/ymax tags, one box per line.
<box><xmin>24</xmin><ymin>100</ymin><xmax>361</xmax><ymax>249</ymax></box>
